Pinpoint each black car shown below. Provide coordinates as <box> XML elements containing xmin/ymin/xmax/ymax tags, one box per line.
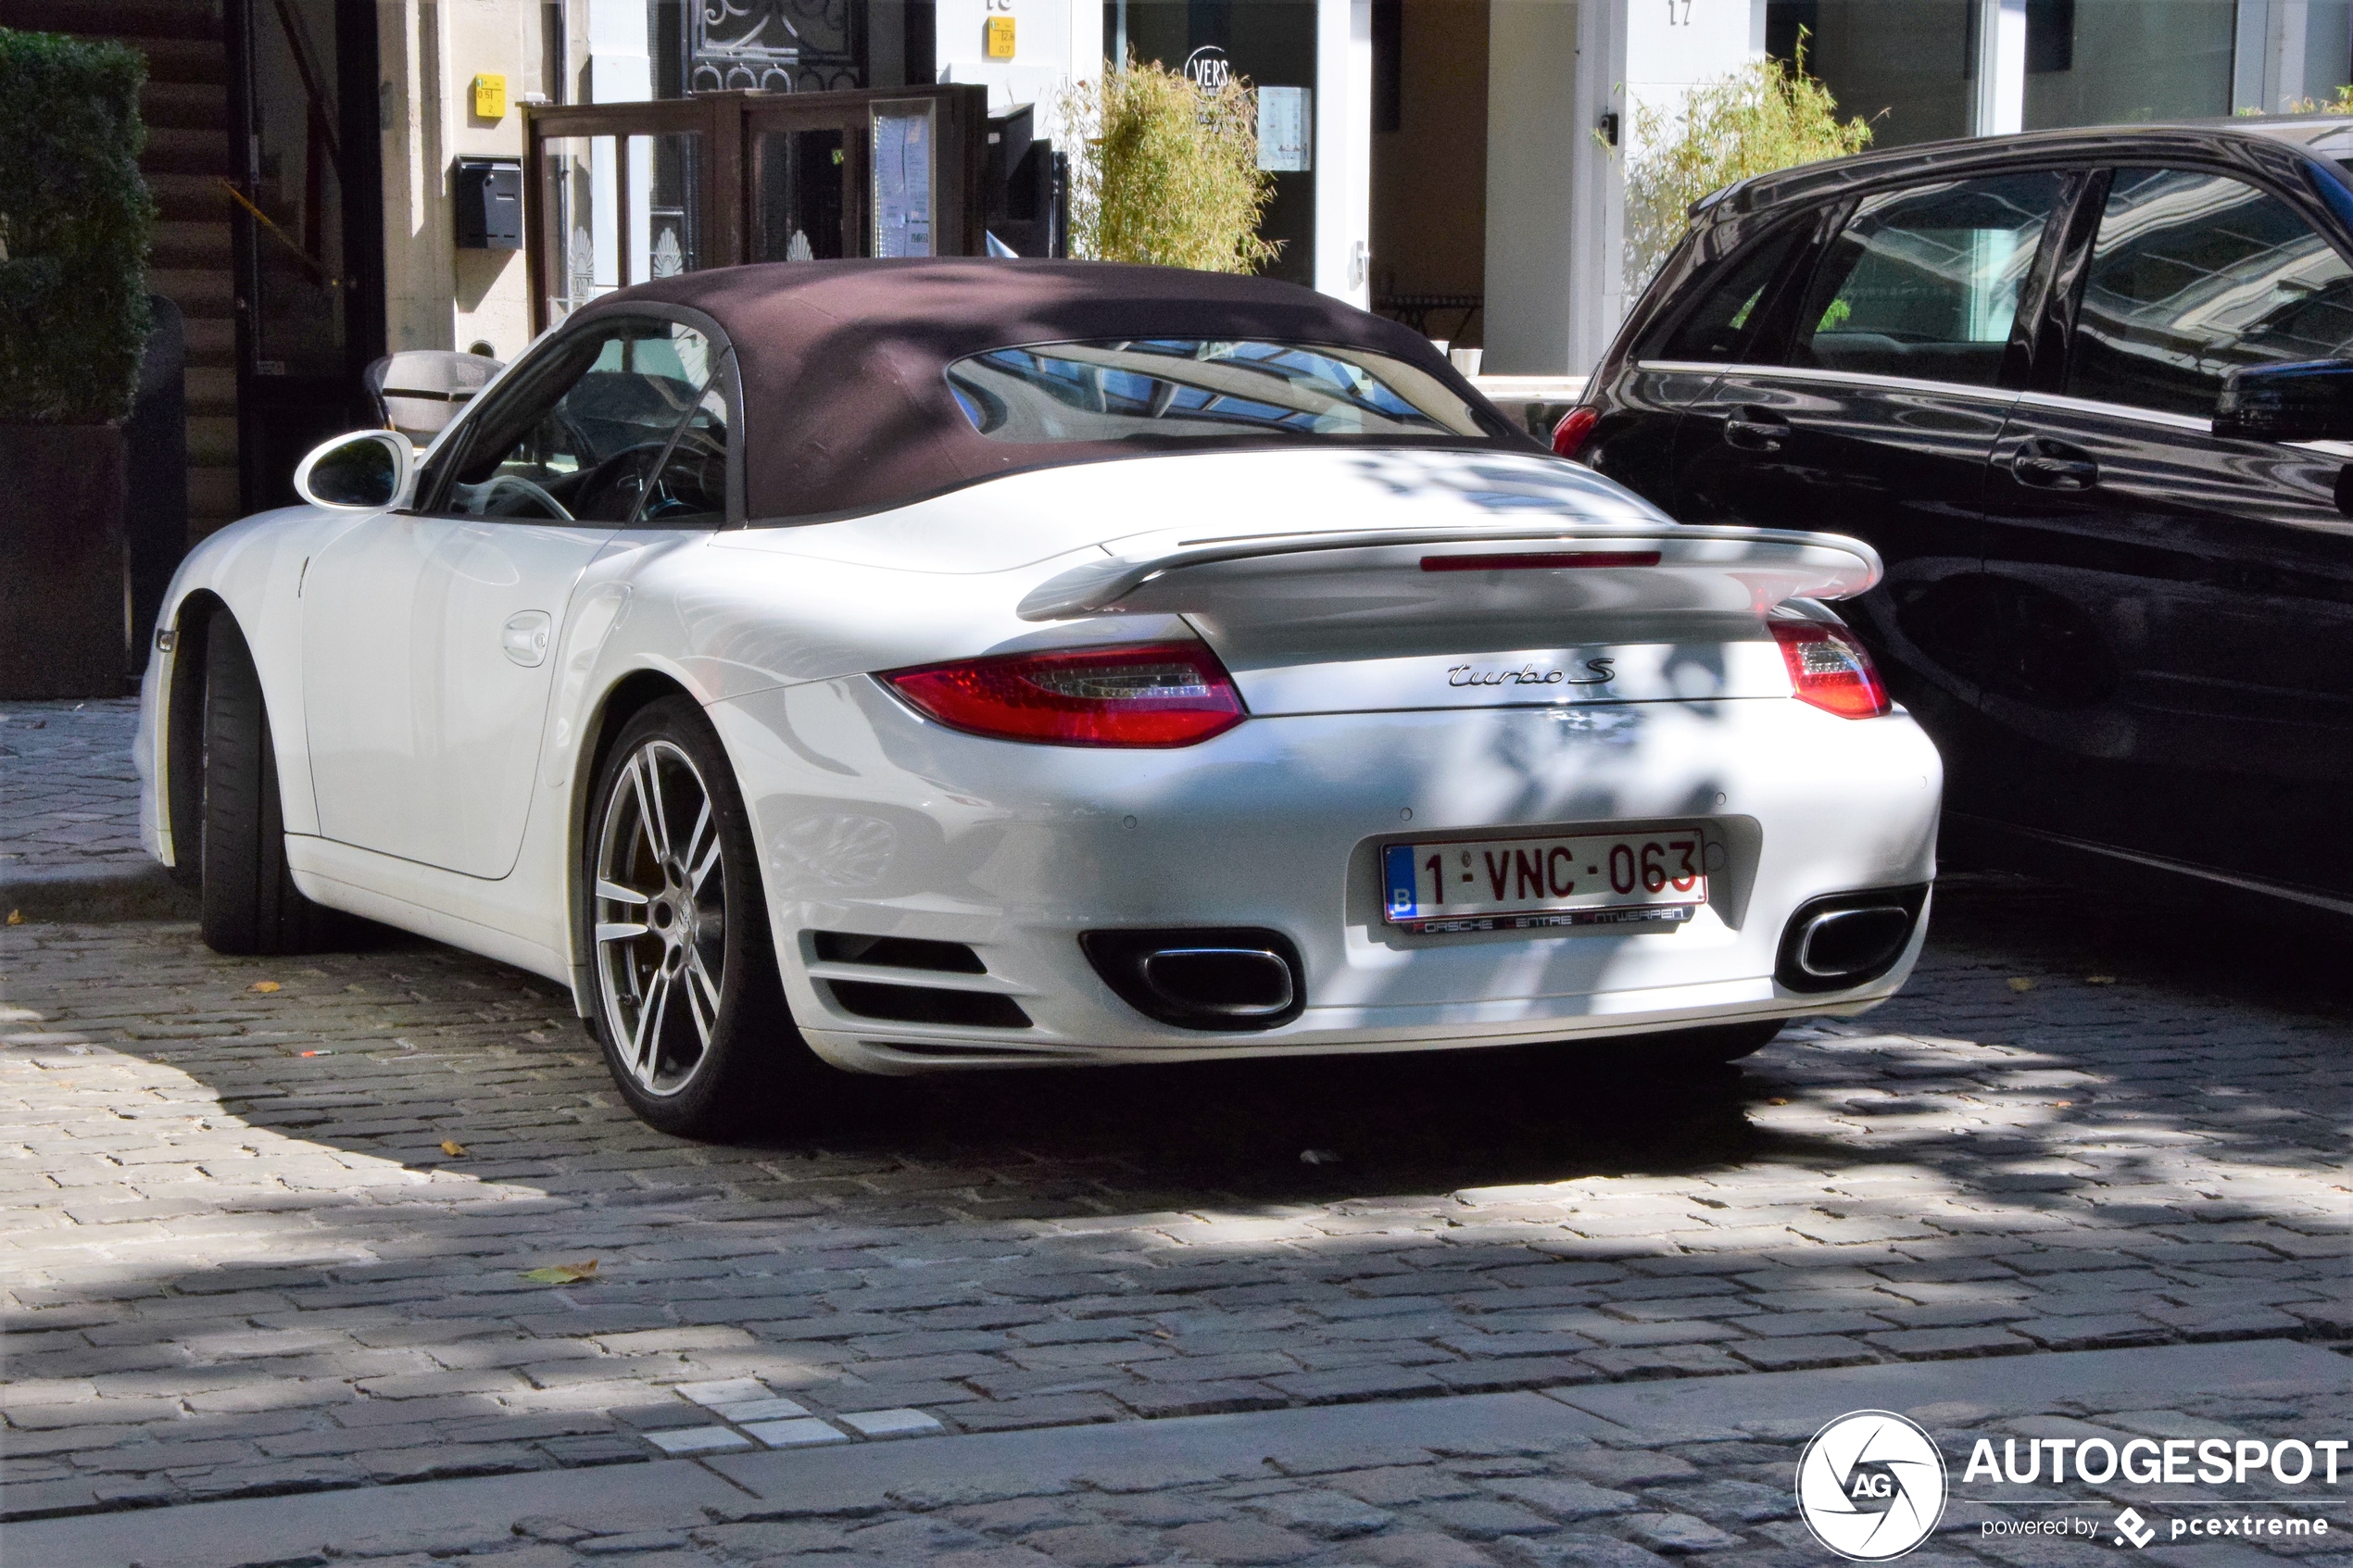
<box><xmin>1567</xmin><ymin>119</ymin><xmax>2353</xmax><ymax>920</ymax></box>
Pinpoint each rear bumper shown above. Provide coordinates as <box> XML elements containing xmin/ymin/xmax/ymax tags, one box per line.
<box><xmin>709</xmin><ymin>681</ymin><xmax>1944</xmax><ymax>1073</ymax></box>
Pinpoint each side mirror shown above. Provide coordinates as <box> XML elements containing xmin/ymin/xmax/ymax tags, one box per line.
<box><xmin>2213</xmin><ymin>358</ymin><xmax>2353</xmax><ymax>443</ymax></box>
<box><xmin>293</xmin><ymin>431</ymin><xmax>415</xmax><ymax>511</ymax></box>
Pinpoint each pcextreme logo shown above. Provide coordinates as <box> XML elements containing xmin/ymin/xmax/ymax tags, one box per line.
<box><xmin>1796</xmin><ymin>1411</ymin><xmax>1950</xmax><ymax>1562</ymax></box>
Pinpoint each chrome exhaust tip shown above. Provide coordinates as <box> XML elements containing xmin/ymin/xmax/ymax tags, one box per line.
<box><xmin>1081</xmin><ymin>927</ymin><xmax>1306</xmax><ymax>1032</ymax></box>
<box><xmin>1775</xmin><ymin>884</ymin><xmax>1930</xmax><ymax>994</ymax></box>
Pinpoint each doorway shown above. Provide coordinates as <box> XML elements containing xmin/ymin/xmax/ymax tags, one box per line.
<box><xmin>224</xmin><ymin>0</ymin><xmax>385</xmax><ymax>510</ymax></box>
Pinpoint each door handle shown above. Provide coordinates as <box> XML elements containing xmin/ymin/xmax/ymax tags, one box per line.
<box><xmin>502</xmin><ymin>610</ymin><xmax>552</xmax><ymax>668</ymax></box>
<box><xmin>2011</xmin><ymin>439</ymin><xmax>2097</xmax><ymax>490</ymax></box>
<box><xmin>1722</xmin><ymin>407</ymin><xmax>1789</xmax><ymax>452</ymax></box>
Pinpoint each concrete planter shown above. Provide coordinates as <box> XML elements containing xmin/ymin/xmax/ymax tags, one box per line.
<box><xmin>0</xmin><ymin>424</ymin><xmax>129</xmax><ymax>699</ymax></box>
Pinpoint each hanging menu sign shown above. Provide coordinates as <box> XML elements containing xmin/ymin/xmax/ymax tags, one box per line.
<box><xmin>872</xmin><ymin>100</ymin><xmax>936</xmax><ymax>257</ymax></box>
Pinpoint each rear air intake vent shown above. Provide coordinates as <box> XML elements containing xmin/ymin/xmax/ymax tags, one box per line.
<box><xmin>812</xmin><ymin>931</ymin><xmax>987</xmax><ymax>973</ymax></box>
<box><xmin>824</xmin><ymin>980</ymin><xmax>1031</xmax><ymax>1028</ymax></box>
<box><xmin>1080</xmin><ymin>927</ymin><xmax>1305</xmax><ymax>1032</ymax></box>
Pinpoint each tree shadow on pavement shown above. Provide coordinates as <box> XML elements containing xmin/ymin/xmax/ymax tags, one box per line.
<box><xmin>2</xmin><ymin>872</ymin><xmax>2345</xmax><ymax>1520</ymax></box>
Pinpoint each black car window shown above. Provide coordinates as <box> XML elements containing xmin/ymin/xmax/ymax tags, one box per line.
<box><xmin>1790</xmin><ymin>172</ymin><xmax>2067</xmax><ymax>388</ymax></box>
<box><xmin>2069</xmin><ymin>168</ymin><xmax>2353</xmax><ymax>419</ymax></box>
<box><xmin>424</xmin><ymin>319</ymin><xmax>718</xmax><ymax>524</ymax></box>
<box><xmin>1648</xmin><ymin>220</ymin><xmax>1809</xmax><ymax>363</ymax></box>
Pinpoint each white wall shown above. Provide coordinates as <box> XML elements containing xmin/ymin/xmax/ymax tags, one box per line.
<box><xmin>1610</xmin><ymin>0</ymin><xmax>1762</xmax><ymax>356</ymax></box>
<box><xmin>379</xmin><ymin>0</ymin><xmax>544</xmax><ymax>361</ymax></box>
<box><xmin>1483</xmin><ymin>0</ymin><xmax>1580</xmax><ymax>373</ymax></box>
<box><xmin>936</xmin><ymin>0</ymin><xmax>1103</xmax><ymax>142</ymax></box>
<box><xmin>1484</xmin><ymin>0</ymin><xmax>1764</xmax><ymax>376</ymax></box>
<box><xmin>1314</xmin><ymin>0</ymin><xmax>1374</xmax><ymax>307</ymax></box>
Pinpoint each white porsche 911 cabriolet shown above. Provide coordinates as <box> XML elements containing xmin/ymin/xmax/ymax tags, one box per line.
<box><xmin>137</xmin><ymin>260</ymin><xmax>1941</xmax><ymax>1136</ymax></box>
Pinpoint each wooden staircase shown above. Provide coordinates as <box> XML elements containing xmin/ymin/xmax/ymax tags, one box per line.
<box><xmin>11</xmin><ymin>0</ymin><xmax>241</xmax><ymax>539</ymax></box>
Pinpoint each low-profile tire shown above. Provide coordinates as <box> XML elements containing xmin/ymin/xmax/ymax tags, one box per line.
<box><xmin>198</xmin><ymin>618</ymin><xmax>322</xmax><ymax>955</ymax></box>
<box><xmin>1641</xmin><ymin>1019</ymin><xmax>1784</xmax><ymax>1071</ymax></box>
<box><xmin>582</xmin><ymin>695</ymin><xmax>827</xmax><ymax>1137</ymax></box>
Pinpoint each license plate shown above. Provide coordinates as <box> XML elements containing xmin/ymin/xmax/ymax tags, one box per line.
<box><xmin>1382</xmin><ymin>828</ymin><xmax>1707</xmax><ymax>934</ymax></box>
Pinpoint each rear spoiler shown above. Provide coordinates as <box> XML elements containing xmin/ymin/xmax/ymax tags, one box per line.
<box><xmin>1016</xmin><ymin>525</ymin><xmax>1881</xmax><ymax>622</ymax></box>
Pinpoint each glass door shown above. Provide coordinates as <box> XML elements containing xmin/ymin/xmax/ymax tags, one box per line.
<box><xmin>753</xmin><ymin>125</ymin><xmax>854</xmax><ymax>261</ymax></box>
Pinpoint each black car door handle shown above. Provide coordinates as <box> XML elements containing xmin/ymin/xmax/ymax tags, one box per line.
<box><xmin>2012</xmin><ymin>440</ymin><xmax>2098</xmax><ymax>490</ymax></box>
<box><xmin>1722</xmin><ymin>408</ymin><xmax>1789</xmax><ymax>452</ymax></box>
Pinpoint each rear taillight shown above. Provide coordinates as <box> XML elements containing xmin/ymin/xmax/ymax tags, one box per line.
<box><xmin>1552</xmin><ymin>405</ymin><xmax>1601</xmax><ymax>461</ymax></box>
<box><xmin>1771</xmin><ymin>621</ymin><xmax>1890</xmax><ymax>719</ymax></box>
<box><xmin>882</xmin><ymin>642</ymin><xmax>1248</xmax><ymax>747</ymax></box>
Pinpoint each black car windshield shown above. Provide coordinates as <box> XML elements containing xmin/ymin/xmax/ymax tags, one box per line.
<box><xmin>945</xmin><ymin>338</ymin><xmax>1488</xmax><ymax>444</ymax></box>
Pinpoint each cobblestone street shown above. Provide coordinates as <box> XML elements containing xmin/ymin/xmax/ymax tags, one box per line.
<box><xmin>5</xmin><ymin>857</ymin><xmax>2348</xmax><ymax>1549</ymax></box>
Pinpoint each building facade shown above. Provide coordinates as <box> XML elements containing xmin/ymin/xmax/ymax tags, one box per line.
<box><xmin>25</xmin><ymin>0</ymin><xmax>2353</xmax><ymax>533</ymax></box>
<box><xmin>371</xmin><ymin>0</ymin><xmax>2353</xmax><ymax>383</ymax></box>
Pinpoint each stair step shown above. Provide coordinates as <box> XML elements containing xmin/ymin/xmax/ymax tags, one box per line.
<box><xmin>143</xmin><ymin>126</ymin><xmax>231</xmax><ymax>177</ymax></box>
<box><xmin>142</xmin><ymin>81</ymin><xmax>227</xmax><ymax>132</ymax></box>
<box><xmin>188</xmin><ymin>463</ymin><xmax>239</xmax><ymax>500</ymax></box>
<box><xmin>7</xmin><ymin>0</ymin><xmax>223</xmax><ymax>42</ymax></box>
<box><xmin>149</xmin><ymin>220</ymin><xmax>232</xmax><ymax>270</ymax></box>
<box><xmin>182</xmin><ymin>316</ymin><xmax>235</xmax><ymax>363</ymax></box>
<box><xmin>148</xmin><ymin>267</ymin><xmax>234</xmax><ymax>316</ymax></box>
<box><xmin>126</xmin><ymin>36</ymin><xmax>227</xmax><ymax>85</ymax></box>
<box><xmin>188</xmin><ymin>415</ymin><xmax>238</xmax><ymax>466</ymax></box>
<box><xmin>183</xmin><ymin>366</ymin><xmax>237</xmax><ymax>416</ymax></box>
<box><xmin>145</xmin><ymin>171</ymin><xmax>233</xmax><ymax>224</ymax></box>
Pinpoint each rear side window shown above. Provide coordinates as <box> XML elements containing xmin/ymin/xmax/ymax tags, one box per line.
<box><xmin>2069</xmin><ymin>167</ymin><xmax>2353</xmax><ymax>418</ymax></box>
<box><xmin>944</xmin><ymin>339</ymin><xmax>1489</xmax><ymax>443</ymax></box>
<box><xmin>1649</xmin><ymin>221</ymin><xmax>1809</xmax><ymax>362</ymax></box>
<box><xmin>1790</xmin><ymin>172</ymin><xmax>2068</xmax><ymax>387</ymax></box>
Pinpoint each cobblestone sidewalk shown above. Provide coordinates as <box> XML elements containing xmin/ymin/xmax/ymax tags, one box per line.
<box><xmin>12</xmin><ymin>1344</ymin><xmax>2349</xmax><ymax>1566</ymax></box>
<box><xmin>310</xmin><ymin>1375</ymin><xmax>2353</xmax><ymax>1568</ymax></box>
<box><xmin>3</xmin><ymin>879</ymin><xmax>2347</xmax><ymax>1524</ymax></box>
<box><xmin>0</xmin><ymin>698</ymin><xmax>146</xmax><ymax>875</ymax></box>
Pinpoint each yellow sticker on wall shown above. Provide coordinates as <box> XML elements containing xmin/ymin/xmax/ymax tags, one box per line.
<box><xmin>984</xmin><ymin>16</ymin><xmax>1016</xmax><ymax>58</ymax></box>
<box><xmin>473</xmin><ymin>73</ymin><xmax>508</xmax><ymax>119</ymax></box>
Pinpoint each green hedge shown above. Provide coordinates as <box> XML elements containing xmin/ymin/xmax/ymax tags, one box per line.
<box><xmin>0</xmin><ymin>29</ymin><xmax>155</xmax><ymax>424</ymax></box>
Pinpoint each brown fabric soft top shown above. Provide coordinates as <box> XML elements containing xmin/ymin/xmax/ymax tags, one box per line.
<box><xmin>573</xmin><ymin>258</ymin><xmax>1536</xmax><ymax>523</ymax></box>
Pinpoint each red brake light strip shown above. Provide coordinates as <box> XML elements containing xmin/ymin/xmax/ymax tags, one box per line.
<box><xmin>1421</xmin><ymin>551</ymin><xmax>1662</xmax><ymax>572</ymax></box>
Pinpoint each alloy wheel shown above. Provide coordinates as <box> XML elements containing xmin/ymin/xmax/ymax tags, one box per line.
<box><xmin>592</xmin><ymin>738</ymin><xmax>727</xmax><ymax>1097</ymax></box>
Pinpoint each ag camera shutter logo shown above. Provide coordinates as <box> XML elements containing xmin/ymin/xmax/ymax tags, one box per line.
<box><xmin>1796</xmin><ymin>1411</ymin><xmax>1949</xmax><ymax>1561</ymax></box>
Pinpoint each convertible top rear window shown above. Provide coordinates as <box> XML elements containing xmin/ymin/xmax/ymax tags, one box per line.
<box><xmin>945</xmin><ymin>339</ymin><xmax>1487</xmax><ymax>444</ymax></box>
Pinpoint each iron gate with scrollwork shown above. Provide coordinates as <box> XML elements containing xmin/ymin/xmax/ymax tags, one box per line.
<box><xmin>687</xmin><ymin>0</ymin><xmax>865</xmax><ymax>94</ymax></box>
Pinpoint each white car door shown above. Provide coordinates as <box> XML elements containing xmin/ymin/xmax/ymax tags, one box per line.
<box><xmin>303</xmin><ymin>316</ymin><xmax>726</xmax><ymax>879</ymax></box>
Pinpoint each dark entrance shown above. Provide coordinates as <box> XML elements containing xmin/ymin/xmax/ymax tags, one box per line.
<box><xmin>224</xmin><ymin>0</ymin><xmax>385</xmax><ymax>511</ymax></box>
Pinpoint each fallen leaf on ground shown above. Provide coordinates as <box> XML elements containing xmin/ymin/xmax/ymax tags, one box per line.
<box><xmin>521</xmin><ymin>1260</ymin><xmax>598</xmax><ymax>1285</ymax></box>
<box><xmin>5</xmin><ymin>910</ymin><xmax>20</xmax><ymax>925</ymax></box>
<box><xmin>439</xmin><ymin>1139</ymin><xmax>468</xmax><ymax>1158</ymax></box>
<box><xmin>1298</xmin><ymin>1148</ymin><xmax>1341</xmax><ymax>1166</ymax></box>
<box><xmin>2052</xmin><ymin>1100</ymin><xmax>2072</xmax><ymax>1108</ymax></box>
<box><xmin>1768</xmin><ymin>1097</ymin><xmax>1790</xmax><ymax>1106</ymax></box>
<box><xmin>251</xmin><ymin>981</ymin><xmax>281</xmax><ymax>993</ymax></box>
<box><xmin>2007</xmin><ymin>977</ymin><xmax>2036</xmax><ymax>992</ymax></box>
<box><xmin>2085</xmin><ymin>974</ymin><xmax>2116</xmax><ymax>985</ymax></box>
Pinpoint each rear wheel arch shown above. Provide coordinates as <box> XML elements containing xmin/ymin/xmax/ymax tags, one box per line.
<box><xmin>161</xmin><ymin>592</ymin><xmax>229</xmax><ymax>887</ymax></box>
<box><xmin>566</xmin><ymin>670</ymin><xmax>724</xmax><ymax>997</ymax></box>
<box><xmin>193</xmin><ymin>611</ymin><xmax>322</xmax><ymax>954</ymax></box>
